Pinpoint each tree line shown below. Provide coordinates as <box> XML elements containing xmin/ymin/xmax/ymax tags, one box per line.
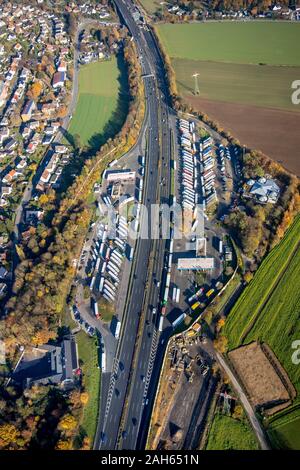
<box><xmin>156</xmin><ymin>0</ymin><xmax>291</xmax><ymax>15</ymax></box>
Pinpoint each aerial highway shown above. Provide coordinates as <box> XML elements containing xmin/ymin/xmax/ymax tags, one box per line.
<box><xmin>94</xmin><ymin>0</ymin><xmax>173</xmax><ymax>450</ymax></box>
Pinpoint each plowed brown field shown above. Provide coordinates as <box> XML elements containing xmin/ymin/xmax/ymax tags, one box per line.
<box><xmin>187</xmin><ymin>96</ymin><xmax>300</xmax><ymax>176</ymax></box>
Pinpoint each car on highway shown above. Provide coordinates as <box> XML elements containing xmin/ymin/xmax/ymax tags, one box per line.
<box><xmin>142</xmin><ymin>398</ymin><xmax>149</xmax><ymax>406</ymax></box>
<box><xmin>132</xmin><ymin>417</ymin><xmax>137</xmax><ymax>426</ymax></box>
<box><xmin>152</xmin><ymin>307</ymin><xmax>157</xmax><ymax>315</ymax></box>
<box><xmin>141</xmin><ymin>375</ymin><xmax>146</xmax><ymax>383</ymax></box>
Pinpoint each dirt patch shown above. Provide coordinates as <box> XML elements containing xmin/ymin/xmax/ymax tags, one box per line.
<box><xmin>185</xmin><ymin>97</ymin><xmax>300</xmax><ymax>176</ymax></box>
<box><xmin>228</xmin><ymin>341</ymin><xmax>293</xmax><ymax>415</ymax></box>
<box><xmin>147</xmin><ymin>335</ymin><xmax>215</xmax><ymax>450</ymax></box>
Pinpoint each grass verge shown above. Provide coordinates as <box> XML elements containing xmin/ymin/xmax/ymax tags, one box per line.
<box><xmin>76</xmin><ymin>331</ymin><xmax>101</xmax><ymax>444</ymax></box>
<box><xmin>206</xmin><ymin>412</ymin><xmax>259</xmax><ymax>450</ymax></box>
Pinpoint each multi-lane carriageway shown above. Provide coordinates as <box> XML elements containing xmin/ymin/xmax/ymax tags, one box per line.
<box><xmin>94</xmin><ymin>0</ymin><xmax>173</xmax><ymax>450</ymax></box>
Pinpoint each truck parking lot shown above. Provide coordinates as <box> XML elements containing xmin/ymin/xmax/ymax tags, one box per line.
<box><xmin>159</xmin><ymin>116</ymin><xmax>235</xmax><ymax>331</ymax></box>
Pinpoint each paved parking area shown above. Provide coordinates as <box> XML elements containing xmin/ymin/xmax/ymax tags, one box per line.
<box><xmin>164</xmin><ymin>115</ymin><xmax>227</xmax><ymax>328</ymax></box>
<box><xmin>72</xmin><ymin>129</ymin><xmax>148</xmax><ymax>373</ymax></box>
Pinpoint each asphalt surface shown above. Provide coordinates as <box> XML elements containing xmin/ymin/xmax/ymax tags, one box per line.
<box><xmin>120</xmin><ymin>25</ymin><xmax>179</xmax><ymax>451</ymax></box>
<box><xmin>94</xmin><ymin>0</ymin><xmax>173</xmax><ymax>450</ymax></box>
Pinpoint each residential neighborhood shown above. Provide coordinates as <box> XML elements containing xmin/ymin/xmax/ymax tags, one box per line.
<box><xmin>0</xmin><ymin>1</ymin><xmax>118</xmax><ymax>302</ymax></box>
<box><xmin>151</xmin><ymin>0</ymin><xmax>300</xmax><ymax>22</ymax></box>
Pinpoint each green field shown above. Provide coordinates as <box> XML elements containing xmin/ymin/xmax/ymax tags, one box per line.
<box><xmin>224</xmin><ymin>216</ymin><xmax>300</xmax><ymax>448</ymax></box>
<box><xmin>67</xmin><ymin>57</ymin><xmax>129</xmax><ymax>150</ymax></box>
<box><xmin>206</xmin><ymin>413</ymin><xmax>259</xmax><ymax>450</ymax></box>
<box><xmin>76</xmin><ymin>331</ymin><xmax>101</xmax><ymax>443</ymax></box>
<box><xmin>157</xmin><ymin>22</ymin><xmax>300</xmax><ymax>66</ymax></box>
<box><xmin>224</xmin><ymin>216</ymin><xmax>300</xmax><ymax>393</ymax></box>
<box><xmin>173</xmin><ymin>58</ymin><xmax>300</xmax><ymax>112</ymax></box>
<box><xmin>139</xmin><ymin>0</ymin><xmax>159</xmax><ymax>14</ymax></box>
<box><xmin>157</xmin><ymin>22</ymin><xmax>300</xmax><ymax>112</ymax></box>
<box><xmin>268</xmin><ymin>406</ymin><xmax>300</xmax><ymax>449</ymax></box>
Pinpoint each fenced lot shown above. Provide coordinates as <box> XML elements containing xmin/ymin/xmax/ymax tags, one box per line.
<box><xmin>228</xmin><ymin>342</ymin><xmax>293</xmax><ymax>414</ymax></box>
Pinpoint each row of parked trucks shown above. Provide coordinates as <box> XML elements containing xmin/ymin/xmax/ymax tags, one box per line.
<box><xmin>178</xmin><ymin>119</ymin><xmax>199</xmax><ymax>215</ymax></box>
<box><xmin>161</xmin><ymin>231</ymin><xmax>174</xmax><ymax>315</ymax></box>
<box><xmin>172</xmin><ymin>286</ymin><xmax>181</xmax><ymax>303</ymax></box>
<box><xmin>178</xmin><ymin>119</ymin><xmax>218</xmax><ymax>215</ymax></box>
<box><xmin>218</xmin><ymin>144</ymin><xmax>232</xmax><ymax>190</ymax></box>
<box><xmin>199</xmin><ymin>136</ymin><xmax>218</xmax><ymax>209</ymax></box>
<box><xmin>89</xmin><ymin>216</ymin><xmax>133</xmax><ymax>311</ymax></box>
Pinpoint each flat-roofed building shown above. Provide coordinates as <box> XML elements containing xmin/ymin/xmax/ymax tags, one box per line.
<box><xmin>106</xmin><ymin>170</ymin><xmax>136</xmax><ymax>182</ymax></box>
<box><xmin>177</xmin><ymin>257</ymin><xmax>214</xmax><ymax>271</ymax></box>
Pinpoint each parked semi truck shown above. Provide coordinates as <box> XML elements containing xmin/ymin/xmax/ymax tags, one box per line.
<box><xmin>191</xmin><ymin>301</ymin><xmax>200</xmax><ymax>311</ymax></box>
<box><xmin>101</xmin><ymin>343</ymin><xmax>106</xmax><ymax>372</ymax></box>
<box><xmin>114</xmin><ymin>320</ymin><xmax>121</xmax><ymax>339</ymax></box>
<box><xmin>93</xmin><ymin>299</ymin><xmax>99</xmax><ymax>318</ymax></box>
<box><xmin>206</xmin><ymin>288</ymin><xmax>215</xmax><ymax>298</ymax></box>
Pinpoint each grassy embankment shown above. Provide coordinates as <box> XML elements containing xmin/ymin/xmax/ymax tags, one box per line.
<box><xmin>224</xmin><ymin>215</ymin><xmax>300</xmax><ymax>449</ymax></box>
<box><xmin>76</xmin><ymin>332</ymin><xmax>100</xmax><ymax>443</ymax></box>
<box><xmin>206</xmin><ymin>413</ymin><xmax>259</xmax><ymax>450</ymax></box>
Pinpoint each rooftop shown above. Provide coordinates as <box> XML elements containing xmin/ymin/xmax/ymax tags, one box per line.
<box><xmin>248</xmin><ymin>177</ymin><xmax>280</xmax><ymax>204</ymax></box>
<box><xmin>12</xmin><ymin>335</ymin><xmax>79</xmax><ymax>390</ymax></box>
<box><xmin>177</xmin><ymin>257</ymin><xmax>214</xmax><ymax>271</ymax></box>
